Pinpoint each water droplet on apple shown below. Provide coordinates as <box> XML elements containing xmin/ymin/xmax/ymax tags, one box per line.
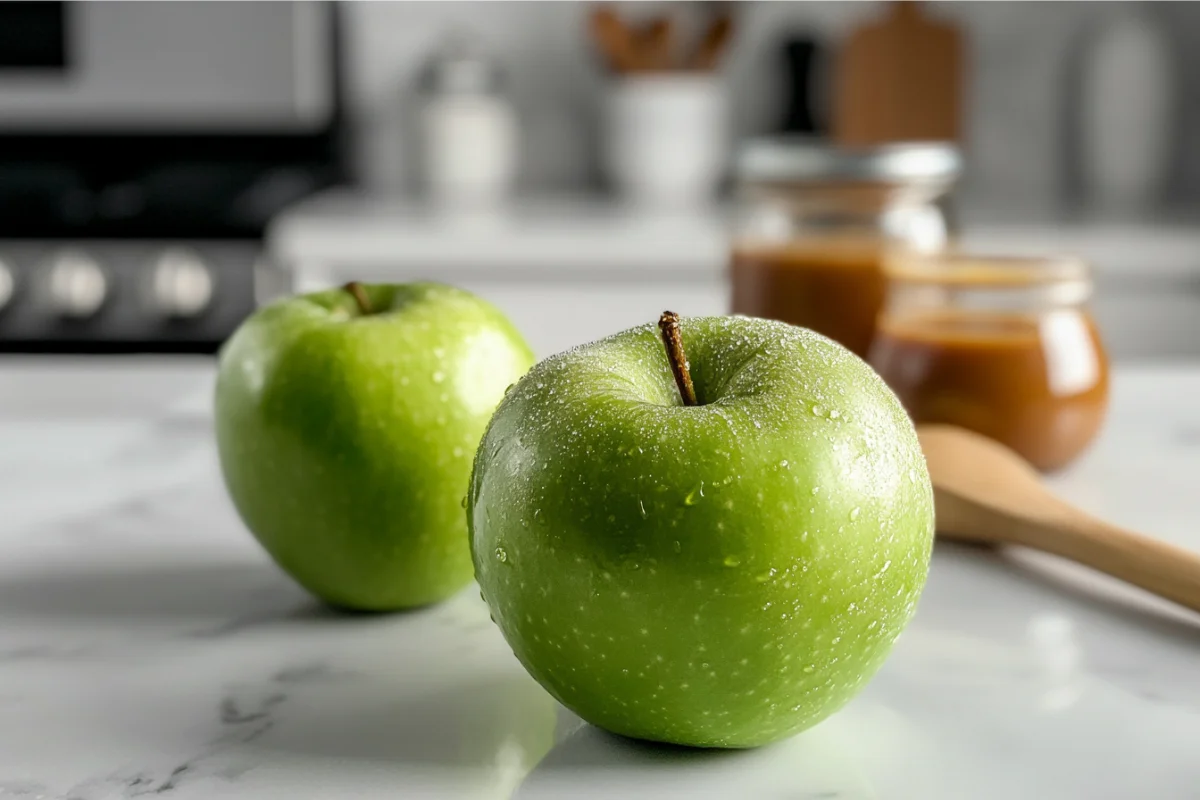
<box><xmin>803</xmin><ymin>665</ymin><xmax>816</xmax><ymax>674</ymax></box>
<box><xmin>850</xmin><ymin>507</ymin><xmax>861</xmax><ymax>521</ymax></box>
<box><xmin>460</xmin><ymin>495</ymin><xmax>468</xmax><ymax>509</ymax></box>
<box><xmin>432</xmin><ymin>371</ymin><xmax>445</xmax><ymax>383</ymax></box>
<box><xmin>723</xmin><ymin>555</ymin><xmax>741</xmax><ymax>568</ymax></box>
<box><xmin>755</xmin><ymin>568</ymin><xmax>777</xmax><ymax>583</ymax></box>
<box><xmin>638</xmin><ymin>499</ymin><xmax>648</xmax><ymax>519</ymax></box>
<box><xmin>684</xmin><ymin>483</ymin><xmax>704</xmax><ymax>505</ymax></box>
<box><xmin>673</xmin><ymin>540</ymin><xmax>682</xmax><ymax>553</ymax></box>
<box><xmin>829</xmin><ymin>409</ymin><xmax>841</xmax><ymax>419</ymax></box>
<box><xmin>811</xmin><ymin>486</ymin><xmax>820</xmax><ymax>495</ymax></box>
<box><xmin>494</xmin><ymin>546</ymin><xmax>508</xmax><ymax>563</ymax></box>
<box><xmin>779</xmin><ymin>459</ymin><xmax>789</xmax><ymax>468</ymax></box>
<box><xmin>811</xmin><ymin>404</ymin><xmax>824</xmax><ymax>416</ymax></box>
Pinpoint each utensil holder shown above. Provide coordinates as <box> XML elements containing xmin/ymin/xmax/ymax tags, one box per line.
<box><xmin>602</xmin><ymin>75</ymin><xmax>727</xmax><ymax>207</ymax></box>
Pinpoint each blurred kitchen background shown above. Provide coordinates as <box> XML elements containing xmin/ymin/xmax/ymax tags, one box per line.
<box><xmin>0</xmin><ymin>0</ymin><xmax>1196</xmax><ymax>359</ymax></box>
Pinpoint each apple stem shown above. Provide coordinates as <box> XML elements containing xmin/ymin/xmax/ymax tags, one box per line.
<box><xmin>343</xmin><ymin>281</ymin><xmax>372</xmax><ymax>315</ymax></box>
<box><xmin>658</xmin><ymin>311</ymin><xmax>698</xmax><ymax>407</ymax></box>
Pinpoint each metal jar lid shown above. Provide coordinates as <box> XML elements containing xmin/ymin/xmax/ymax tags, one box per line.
<box><xmin>735</xmin><ymin>137</ymin><xmax>962</xmax><ymax>187</ymax></box>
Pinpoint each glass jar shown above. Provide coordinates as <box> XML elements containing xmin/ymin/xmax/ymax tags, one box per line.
<box><xmin>730</xmin><ymin>140</ymin><xmax>961</xmax><ymax>358</ymax></box>
<box><xmin>869</xmin><ymin>252</ymin><xmax>1110</xmax><ymax>472</ymax></box>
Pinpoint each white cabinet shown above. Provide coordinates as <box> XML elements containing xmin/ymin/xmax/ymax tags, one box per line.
<box><xmin>280</xmin><ymin>263</ymin><xmax>728</xmax><ymax>360</ymax></box>
<box><xmin>1092</xmin><ymin>289</ymin><xmax>1200</xmax><ymax>360</ymax></box>
<box><xmin>456</xmin><ymin>279</ymin><xmax>728</xmax><ymax>359</ymax></box>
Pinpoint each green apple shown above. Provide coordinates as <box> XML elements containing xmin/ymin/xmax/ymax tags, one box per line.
<box><xmin>216</xmin><ymin>282</ymin><xmax>534</xmax><ymax>611</ymax></box>
<box><xmin>469</xmin><ymin>313</ymin><xmax>933</xmax><ymax>748</ymax></box>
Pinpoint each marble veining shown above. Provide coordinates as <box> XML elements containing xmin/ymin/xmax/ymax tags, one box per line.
<box><xmin>0</xmin><ymin>359</ymin><xmax>1198</xmax><ymax>799</ymax></box>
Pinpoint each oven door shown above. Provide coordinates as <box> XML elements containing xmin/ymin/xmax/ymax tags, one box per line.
<box><xmin>0</xmin><ymin>1</ymin><xmax>344</xmax><ymax>354</ymax></box>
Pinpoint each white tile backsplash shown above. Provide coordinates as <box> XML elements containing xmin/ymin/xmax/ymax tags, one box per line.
<box><xmin>340</xmin><ymin>1</ymin><xmax>1186</xmax><ymax>214</ymax></box>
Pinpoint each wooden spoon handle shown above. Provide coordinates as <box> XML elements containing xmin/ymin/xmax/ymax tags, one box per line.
<box><xmin>1011</xmin><ymin>511</ymin><xmax>1200</xmax><ymax>613</ymax></box>
<box><xmin>591</xmin><ymin>8</ymin><xmax>640</xmax><ymax>73</ymax></box>
<box><xmin>635</xmin><ymin>17</ymin><xmax>671</xmax><ymax>71</ymax></box>
<box><xmin>689</xmin><ymin>14</ymin><xmax>734</xmax><ymax>71</ymax></box>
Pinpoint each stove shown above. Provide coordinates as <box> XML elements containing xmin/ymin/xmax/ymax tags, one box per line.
<box><xmin>0</xmin><ymin>2</ymin><xmax>347</xmax><ymax>353</ymax></box>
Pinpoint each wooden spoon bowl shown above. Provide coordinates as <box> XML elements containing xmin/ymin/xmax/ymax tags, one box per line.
<box><xmin>918</xmin><ymin>424</ymin><xmax>1200</xmax><ymax>614</ymax></box>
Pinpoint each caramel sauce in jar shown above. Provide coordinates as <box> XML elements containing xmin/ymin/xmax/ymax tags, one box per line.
<box><xmin>730</xmin><ymin>240</ymin><xmax>887</xmax><ymax>359</ymax></box>
<box><xmin>870</xmin><ymin>254</ymin><xmax>1110</xmax><ymax>471</ymax></box>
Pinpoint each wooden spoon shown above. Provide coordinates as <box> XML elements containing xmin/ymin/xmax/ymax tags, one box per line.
<box><xmin>918</xmin><ymin>424</ymin><xmax>1200</xmax><ymax>613</ymax></box>
<box><xmin>688</xmin><ymin>13</ymin><xmax>734</xmax><ymax>71</ymax></box>
<box><xmin>590</xmin><ymin>7</ymin><xmax>640</xmax><ymax>74</ymax></box>
<box><xmin>634</xmin><ymin>16</ymin><xmax>673</xmax><ymax>72</ymax></box>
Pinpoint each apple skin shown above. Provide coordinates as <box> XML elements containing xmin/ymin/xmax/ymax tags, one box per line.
<box><xmin>469</xmin><ymin>316</ymin><xmax>933</xmax><ymax>748</ymax></box>
<box><xmin>216</xmin><ymin>282</ymin><xmax>534</xmax><ymax>611</ymax></box>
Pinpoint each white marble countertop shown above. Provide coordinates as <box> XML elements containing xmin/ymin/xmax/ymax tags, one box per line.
<box><xmin>1</xmin><ymin>357</ymin><xmax>1198</xmax><ymax>800</ymax></box>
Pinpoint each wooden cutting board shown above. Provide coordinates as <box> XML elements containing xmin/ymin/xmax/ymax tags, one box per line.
<box><xmin>832</xmin><ymin>1</ymin><xmax>964</xmax><ymax>146</ymax></box>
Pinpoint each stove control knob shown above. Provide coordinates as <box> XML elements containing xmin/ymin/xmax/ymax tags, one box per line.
<box><xmin>47</xmin><ymin>251</ymin><xmax>107</xmax><ymax>319</ymax></box>
<box><xmin>150</xmin><ymin>248</ymin><xmax>214</xmax><ymax>318</ymax></box>
<box><xmin>0</xmin><ymin>258</ymin><xmax>14</xmax><ymax>312</ymax></box>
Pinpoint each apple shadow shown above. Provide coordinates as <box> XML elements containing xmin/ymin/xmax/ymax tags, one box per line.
<box><xmin>512</xmin><ymin>717</ymin><xmax>885</xmax><ymax>800</ymax></box>
<box><xmin>512</xmin><ymin>726</ymin><xmax>763</xmax><ymax>800</ymax></box>
<box><xmin>0</xmin><ymin>559</ymin><xmax>322</xmax><ymax>630</ymax></box>
<box><xmin>520</xmin><ymin>722</ymin><xmax>747</xmax><ymax>771</ymax></box>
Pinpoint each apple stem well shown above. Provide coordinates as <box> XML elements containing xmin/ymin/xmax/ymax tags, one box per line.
<box><xmin>343</xmin><ymin>281</ymin><xmax>373</xmax><ymax>315</ymax></box>
<box><xmin>658</xmin><ymin>311</ymin><xmax>699</xmax><ymax>407</ymax></box>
